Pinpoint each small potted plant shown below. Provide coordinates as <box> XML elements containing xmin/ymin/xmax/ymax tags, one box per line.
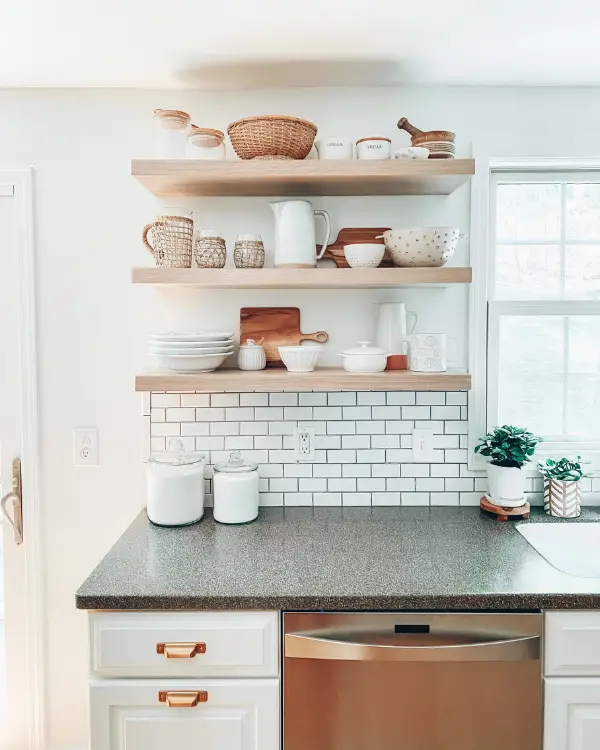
<box><xmin>537</xmin><ymin>456</ymin><xmax>584</xmax><ymax>518</ymax></box>
<box><xmin>475</xmin><ymin>425</ymin><xmax>542</xmax><ymax>507</ymax></box>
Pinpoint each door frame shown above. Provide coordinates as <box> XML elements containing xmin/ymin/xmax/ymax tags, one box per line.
<box><xmin>1</xmin><ymin>168</ymin><xmax>45</xmax><ymax>749</ymax></box>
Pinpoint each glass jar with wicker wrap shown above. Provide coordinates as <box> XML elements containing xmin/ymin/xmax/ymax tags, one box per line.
<box><xmin>234</xmin><ymin>234</ymin><xmax>265</xmax><ymax>268</ymax></box>
<box><xmin>194</xmin><ymin>230</ymin><xmax>227</xmax><ymax>268</ymax></box>
<box><xmin>142</xmin><ymin>209</ymin><xmax>193</xmax><ymax>267</ymax></box>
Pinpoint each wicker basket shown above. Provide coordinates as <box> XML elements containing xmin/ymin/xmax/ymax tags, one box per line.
<box><xmin>227</xmin><ymin>115</ymin><xmax>317</xmax><ymax>160</ymax></box>
<box><xmin>195</xmin><ymin>236</ymin><xmax>227</xmax><ymax>268</ymax></box>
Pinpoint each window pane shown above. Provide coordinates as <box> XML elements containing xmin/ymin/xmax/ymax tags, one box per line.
<box><xmin>566</xmin><ymin>183</ymin><xmax>600</xmax><ymax>240</ymax></box>
<box><xmin>497</xmin><ymin>316</ymin><xmax>563</xmax><ymax>435</ymax></box>
<box><xmin>495</xmin><ymin>245</ymin><xmax>560</xmax><ymax>300</ymax></box>
<box><xmin>496</xmin><ymin>183</ymin><xmax>561</xmax><ymax>242</ymax></box>
<box><xmin>565</xmin><ymin>245</ymin><xmax>600</xmax><ymax>299</ymax></box>
<box><xmin>567</xmin><ymin>376</ymin><xmax>600</xmax><ymax>436</ymax></box>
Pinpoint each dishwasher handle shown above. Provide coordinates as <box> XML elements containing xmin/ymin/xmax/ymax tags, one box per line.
<box><xmin>284</xmin><ymin>631</ymin><xmax>540</xmax><ymax>663</ymax></box>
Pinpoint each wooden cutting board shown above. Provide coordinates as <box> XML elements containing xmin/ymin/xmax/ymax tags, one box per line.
<box><xmin>240</xmin><ymin>307</ymin><xmax>328</xmax><ymax>368</ymax></box>
<box><xmin>320</xmin><ymin>227</ymin><xmax>394</xmax><ymax>268</ymax></box>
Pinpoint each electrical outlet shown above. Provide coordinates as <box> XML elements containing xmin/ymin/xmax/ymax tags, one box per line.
<box><xmin>73</xmin><ymin>427</ymin><xmax>99</xmax><ymax>466</ymax></box>
<box><xmin>412</xmin><ymin>428</ymin><xmax>436</xmax><ymax>463</ymax></box>
<box><xmin>294</xmin><ymin>425</ymin><xmax>315</xmax><ymax>462</ymax></box>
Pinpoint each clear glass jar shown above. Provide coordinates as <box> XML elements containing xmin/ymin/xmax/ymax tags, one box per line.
<box><xmin>187</xmin><ymin>126</ymin><xmax>226</xmax><ymax>160</ymax></box>
<box><xmin>154</xmin><ymin>109</ymin><xmax>191</xmax><ymax>158</ymax></box>
<box><xmin>145</xmin><ymin>441</ymin><xmax>205</xmax><ymax>526</ymax></box>
<box><xmin>213</xmin><ymin>451</ymin><xmax>259</xmax><ymax>524</ymax></box>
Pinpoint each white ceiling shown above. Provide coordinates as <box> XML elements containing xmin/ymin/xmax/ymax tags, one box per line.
<box><xmin>2</xmin><ymin>0</ymin><xmax>599</xmax><ymax>88</ymax></box>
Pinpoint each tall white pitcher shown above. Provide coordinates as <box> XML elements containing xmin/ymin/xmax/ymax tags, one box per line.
<box><xmin>376</xmin><ymin>303</ymin><xmax>419</xmax><ymax>354</ymax></box>
<box><xmin>270</xmin><ymin>200</ymin><xmax>331</xmax><ymax>268</ymax></box>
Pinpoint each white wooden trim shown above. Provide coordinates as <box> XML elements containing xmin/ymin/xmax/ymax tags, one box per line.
<box><xmin>2</xmin><ymin>168</ymin><xmax>46</xmax><ymax>750</ymax></box>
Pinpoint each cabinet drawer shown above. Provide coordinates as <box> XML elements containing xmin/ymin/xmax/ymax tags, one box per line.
<box><xmin>545</xmin><ymin>611</ymin><xmax>600</xmax><ymax>676</ymax></box>
<box><xmin>90</xmin><ymin>612</ymin><xmax>279</xmax><ymax>678</ymax></box>
<box><xmin>90</xmin><ymin>678</ymin><xmax>280</xmax><ymax>750</ymax></box>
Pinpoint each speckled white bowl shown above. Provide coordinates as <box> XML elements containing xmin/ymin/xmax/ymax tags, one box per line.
<box><xmin>343</xmin><ymin>243</ymin><xmax>385</xmax><ymax>268</ymax></box>
<box><xmin>377</xmin><ymin>227</ymin><xmax>460</xmax><ymax>268</ymax></box>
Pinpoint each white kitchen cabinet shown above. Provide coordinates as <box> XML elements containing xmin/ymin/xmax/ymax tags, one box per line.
<box><xmin>545</xmin><ymin>679</ymin><xmax>600</xmax><ymax>750</ymax></box>
<box><xmin>90</xmin><ymin>679</ymin><xmax>280</xmax><ymax>750</ymax></box>
<box><xmin>545</xmin><ymin>612</ymin><xmax>600</xmax><ymax>677</ymax></box>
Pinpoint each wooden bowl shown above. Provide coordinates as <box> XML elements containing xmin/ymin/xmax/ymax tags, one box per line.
<box><xmin>411</xmin><ymin>130</ymin><xmax>455</xmax><ymax>146</ymax></box>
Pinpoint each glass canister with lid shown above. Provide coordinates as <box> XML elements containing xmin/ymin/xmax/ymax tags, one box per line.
<box><xmin>187</xmin><ymin>126</ymin><xmax>226</xmax><ymax>160</ymax></box>
<box><xmin>145</xmin><ymin>440</ymin><xmax>205</xmax><ymax>526</ymax></box>
<box><xmin>213</xmin><ymin>451</ymin><xmax>259</xmax><ymax>524</ymax></box>
<box><xmin>153</xmin><ymin>109</ymin><xmax>191</xmax><ymax>158</ymax></box>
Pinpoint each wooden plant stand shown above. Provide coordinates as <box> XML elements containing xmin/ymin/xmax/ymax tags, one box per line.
<box><xmin>480</xmin><ymin>495</ymin><xmax>531</xmax><ymax>522</ymax></box>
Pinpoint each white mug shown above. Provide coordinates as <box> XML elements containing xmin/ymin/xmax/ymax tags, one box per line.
<box><xmin>408</xmin><ymin>333</ymin><xmax>459</xmax><ymax>372</ymax></box>
<box><xmin>315</xmin><ymin>138</ymin><xmax>354</xmax><ymax>160</ymax></box>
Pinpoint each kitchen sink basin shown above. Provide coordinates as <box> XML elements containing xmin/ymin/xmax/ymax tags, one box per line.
<box><xmin>517</xmin><ymin>522</ymin><xmax>600</xmax><ymax>578</ymax></box>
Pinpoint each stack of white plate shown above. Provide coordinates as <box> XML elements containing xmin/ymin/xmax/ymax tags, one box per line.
<box><xmin>149</xmin><ymin>332</ymin><xmax>235</xmax><ymax>373</ymax></box>
<box><xmin>424</xmin><ymin>141</ymin><xmax>455</xmax><ymax>159</ymax></box>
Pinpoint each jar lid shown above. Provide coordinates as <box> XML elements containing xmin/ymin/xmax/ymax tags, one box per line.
<box><xmin>154</xmin><ymin>108</ymin><xmax>191</xmax><ymax>123</ymax></box>
<box><xmin>148</xmin><ymin>439</ymin><xmax>204</xmax><ymax>466</ymax></box>
<box><xmin>240</xmin><ymin>338</ymin><xmax>265</xmax><ymax>348</ymax></box>
<box><xmin>189</xmin><ymin>126</ymin><xmax>225</xmax><ymax>147</ymax></box>
<box><xmin>341</xmin><ymin>341</ymin><xmax>387</xmax><ymax>356</ymax></box>
<box><xmin>356</xmin><ymin>137</ymin><xmax>392</xmax><ymax>145</ymax></box>
<box><xmin>214</xmin><ymin>450</ymin><xmax>258</xmax><ymax>473</ymax></box>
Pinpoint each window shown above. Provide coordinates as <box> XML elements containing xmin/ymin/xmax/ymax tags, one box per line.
<box><xmin>487</xmin><ymin>172</ymin><xmax>600</xmax><ymax>455</ymax></box>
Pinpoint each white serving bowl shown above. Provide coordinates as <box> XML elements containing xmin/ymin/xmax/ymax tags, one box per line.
<box><xmin>376</xmin><ymin>227</ymin><xmax>460</xmax><ymax>268</ymax></box>
<box><xmin>343</xmin><ymin>243</ymin><xmax>385</xmax><ymax>268</ymax></box>
<box><xmin>153</xmin><ymin>351</ymin><xmax>231</xmax><ymax>373</ymax></box>
<box><xmin>337</xmin><ymin>341</ymin><xmax>388</xmax><ymax>373</ymax></box>
<box><xmin>278</xmin><ymin>345</ymin><xmax>323</xmax><ymax>373</ymax></box>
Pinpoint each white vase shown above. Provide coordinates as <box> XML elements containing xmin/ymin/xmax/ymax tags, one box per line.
<box><xmin>486</xmin><ymin>464</ymin><xmax>526</xmax><ymax>507</ymax></box>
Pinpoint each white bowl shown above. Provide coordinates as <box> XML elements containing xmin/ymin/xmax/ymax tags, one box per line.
<box><xmin>394</xmin><ymin>146</ymin><xmax>430</xmax><ymax>160</ymax></box>
<box><xmin>150</xmin><ymin>338</ymin><xmax>234</xmax><ymax>350</ymax></box>
<box><xmin>377</xmin><ymin>227</ymin><xmax>460</xmax><ymax>268</ymax></box>
<box><xmin>150</xmin><ymin>345</ymin><xmax>234</xmax><ymax>356</ymax></box>
<box><xmin>153</xmin><ymin>351</ymin><xmax>231</xmax><ymax>373</ymax></box>
<box><xmin>343</xmin><ymin>243</ymin><xmax>385</xmax><ymax>268</ymax></box>
<box><xmin>278</xmin><ymin>346</ymin><xmax>322</xmax><ymax>373</ymax></box>
<box><xmin>150</xmin><ymin>331</ymin><xmax>234</xmax><ymax>343</ymax></box>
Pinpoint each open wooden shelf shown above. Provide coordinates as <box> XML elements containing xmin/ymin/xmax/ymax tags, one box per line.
<box><xmin>131</xmin><ymin>159</ymin><xmax>475</xmax><ymax>198</ymax></box>
<box><xmin>135</xmin><ymin>368</ymin><xmax>471</xmax><ymax>393</ymax></box>
<box><xmin>132</xmin><ymin>266</ymin><xmax>472</xmax><ymax>288</ymax></box>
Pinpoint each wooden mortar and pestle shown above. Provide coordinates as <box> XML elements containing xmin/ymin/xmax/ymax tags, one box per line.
<box><xmin>397</xmin><ymin>117</ymin><xmax>455</xmax><ymax>146</ymax></box>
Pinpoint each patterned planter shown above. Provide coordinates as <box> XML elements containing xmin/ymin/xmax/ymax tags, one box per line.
<box><xmin>544</xmin><ymin>479</ymin><xmax>581</xmax><ymax>518</ymax></box>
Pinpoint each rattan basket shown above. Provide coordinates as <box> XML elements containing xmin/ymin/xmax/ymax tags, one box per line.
<box><xmin>227</xmin><ymin>115</ymin><xmax>317</xmax><ymax>160</ymax></box>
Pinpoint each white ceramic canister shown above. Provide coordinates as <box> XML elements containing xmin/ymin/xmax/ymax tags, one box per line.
<box><xmin>356</xmin><ymin>137</ymin><xmax>392</xmax><ymax>160</ymax></box>
<box><xmin>408</xmin><ymin>333</ymin><xmax>459</xmax><ymax>373</ymax></box>
<box><xmin>315</xmin><ymin>137</ymin><xmax>354</xmax><ymax>160</ymax></box>
<box><xmin>238</xmin><ymin>339</ymin><xmax>266</xmax><ymax>371</ymax></box>
<box><xmin>145</xmin><ymin>441</ymin><xmax>205</xmax><ymax>526</ymax></box>
<box><xmin>213</xmin><ymin>451</ymin><xmax>259</xmax><ymax>524</ymax></box>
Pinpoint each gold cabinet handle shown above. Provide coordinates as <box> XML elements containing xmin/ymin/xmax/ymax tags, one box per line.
<box><xmin>156</xmin><ymin>642</ymin><xmax>206</xmax><ymax>658</ymax></box>
<box><xmin>158</xmin><ymin>690</ymin><xmax>208</xmax><ymax>708</ymax></box>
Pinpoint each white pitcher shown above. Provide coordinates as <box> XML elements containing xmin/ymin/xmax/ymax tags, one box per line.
<box><xmin>375</xmin><ymin>303</ymin><xmax>419</xmax><ymax>354</ymax></box>
<box><xmin>270</xmin><ymin>200</ymin><xmax>331</xmax><ymax>268</ymax></box>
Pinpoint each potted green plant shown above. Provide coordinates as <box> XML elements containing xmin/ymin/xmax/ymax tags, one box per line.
<box><xmin>537</xmin><ymin>456</ymin><xmax>584</xmax><ymax>518</ymax></box>
<box><xmin>475</xmin><ymin>425</ymin><xmax>542</xmax><ymax>507</ymax></box>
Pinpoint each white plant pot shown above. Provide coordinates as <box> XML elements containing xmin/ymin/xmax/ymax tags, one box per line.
<box><xmin>544</xmin><ymin>479</ymin><xmax>582</xmax><ymax>518</ymax></box>
<box><xmin>486</xmin><ymin>464</ymin><xmax>526</xmax><ymax>507</ymax></box>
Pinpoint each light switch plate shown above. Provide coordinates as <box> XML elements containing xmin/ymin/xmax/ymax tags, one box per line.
<box><xmin>412</xmin><ymin>429</ymin><xmax>436</xmax><ymax>463</ymax></box>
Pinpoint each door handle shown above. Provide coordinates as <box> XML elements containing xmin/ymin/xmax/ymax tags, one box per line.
<box><xmin>158</xmin><ymin>690</ymin><xmax>208</xmax><ymax>707</ymax></box>
<box><xmin>1</xmin><ymin>458</ymin><xmax>23</xmax><ymax>545</ymax></box>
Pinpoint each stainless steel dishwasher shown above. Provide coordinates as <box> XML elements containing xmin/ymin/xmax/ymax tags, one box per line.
<box><xmin>283</xmin><ymin>612</ymin><xmax>542</xmax><ymax>750</ymax></box>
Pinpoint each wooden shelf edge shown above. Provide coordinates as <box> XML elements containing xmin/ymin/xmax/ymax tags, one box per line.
<box><xmin>135</xmin><ymin>368</ymin><xmax>471</xmax><ymax>393</ymax></box>
<box><xmin>131</xmin><ymin>267</ymin><xmax>473</xmax><ymax>288</ymax></box>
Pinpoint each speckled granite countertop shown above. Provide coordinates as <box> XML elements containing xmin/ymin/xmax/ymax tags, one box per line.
<box><xmin>76</xmin><ymin>507</ymin><xmax>600</xmax><ymax>611</ymax></box>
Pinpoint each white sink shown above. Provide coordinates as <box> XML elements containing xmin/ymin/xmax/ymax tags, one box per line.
<box><xmin>517</xmin><ymin>522</ymin><xmax>600</xmax><ymax>578</ymax></box>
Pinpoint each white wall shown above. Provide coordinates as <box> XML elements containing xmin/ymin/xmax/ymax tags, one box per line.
<box><xmin>0</xmin><ymin>85</ymin><xmax>599</xmax><ymax>748</ymax></box>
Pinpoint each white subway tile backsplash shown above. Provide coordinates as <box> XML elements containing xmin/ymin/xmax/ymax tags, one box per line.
<box><xmin>387</xmin><ymin>392</ymin><xmax>416</xmax><ymax>406</ymax></box>
<box><xmin>240</xmin><ymin>393</ymin><xmax>269</xmax><ymax>407</ymax></box>
<box><xmin>211</xmin><ymin>393</ymin><xmax>239</xmax><ymax>407</ymax></box>
<box><xmin>149</xmin><ymin>389</ymin><xmax>475</xmax><ymax>508</ymax></box>
<box><xmin>416</xmin><ymin>392</ymin><xmax>446</xmax><ymax>405</ymax></box>
<box><xmin>357</xmin><ymin>392</ymin><xmax>386</xmax><ymax>405</ymax></box>
<box><xmin>460</xmin><ymin>492</ymin><xmax>482</xmax><ymax>506</ymax></box>
<box><xmin>328</xmin><ymin>392</ymin><xmax>356</xmax><ymax>405</ymax></box>
<box><xmin>314</xmin><ymin>406</ymin><xmax>342</xmax><ymax>421</ymax></box>
<box><xmin>270</xmin><ymin>393</ymin><xmax>298</xmax><ymax>406</ymax></box>
<box><xmin>446</xmin><ymin>392</ymin><xmax>468</xmax><ymax>405</ymax></box>
<box><xmin>166</xmin><ymin>407</ymin><xmax>196</xmax><ymax>422</ymax></box>
<box><xmin>402</xmin><ymin>406</ymin><xmax>431</xmax><ymax>420</ymax></box>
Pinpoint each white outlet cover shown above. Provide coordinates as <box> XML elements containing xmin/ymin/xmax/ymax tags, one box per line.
<box><xmin>412</xmin><ymin>428</ymin><xmax>437</xmax><ymax>463</ymax></box>
<box><xmin>73</xmin><ymin>427</ymin><xmax>99</xmax><ymax>466</ymax></box>
<box><xmin>295</xmin><ymin>424</ymin><xmax>315</xmax><ymax>462</ymax></box>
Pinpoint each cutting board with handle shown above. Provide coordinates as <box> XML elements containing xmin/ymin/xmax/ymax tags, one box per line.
<box><xmin>240</xmin><ymin>307</ymin><xmax>329</xmax><ymax>368</ymax></box>
<box><xmin>319</xmin><ymin>227</ymin><xmax>394</xmax><ymax>268</ymax></box>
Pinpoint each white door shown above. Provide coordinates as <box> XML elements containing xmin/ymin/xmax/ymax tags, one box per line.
<box><xmin>89</xmin><ymin>679</ymin><xmax>280</xmax><ymax>750</ymax></box>
<box><xmin>545</xmin><ymin>678</ymin><xmax>600</xmax><ymax>749</ymax></box>
<box><xmin>0</xmin><ymin>174</ymin><xmax>43</xmax><ymax>750</ymax></box>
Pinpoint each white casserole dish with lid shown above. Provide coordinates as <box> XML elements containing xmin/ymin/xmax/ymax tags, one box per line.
<box><xmin>337</xmin><ymin>341</ymin><xmax>388</xmax><ymax>373</ymax></box>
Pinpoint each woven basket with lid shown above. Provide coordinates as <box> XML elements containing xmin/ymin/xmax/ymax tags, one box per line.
<box><xmin>227</xmin><ymin>115</ymin><xmax>317</xmax><ymax>160</ymax></box>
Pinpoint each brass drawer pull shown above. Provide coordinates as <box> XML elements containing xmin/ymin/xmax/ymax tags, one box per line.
<box><xmin>156</xmin><ymin>642</ymin><xmax>206</xmax><ymax>658</ymax></box>
<box><xmin>158</xmin><ymin>690</ymin><xmax>208</xmax><ymax>708</ymax></box>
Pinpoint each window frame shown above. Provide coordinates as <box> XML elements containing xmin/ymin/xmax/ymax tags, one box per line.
<box><xmin>469</xmin><ymin>155</ymin><xmax>600</xmax><ymax>471</ymax></box>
